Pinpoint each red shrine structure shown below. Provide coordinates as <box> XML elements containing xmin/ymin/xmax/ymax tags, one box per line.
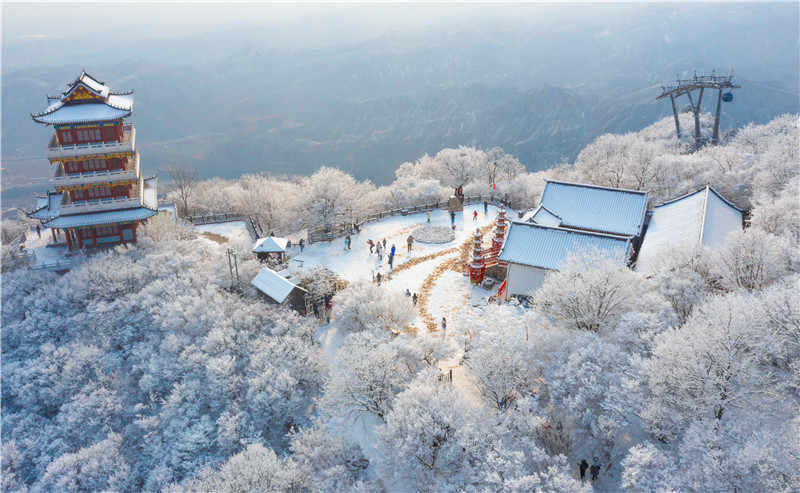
<box><xmin>466</xmin><ymin>205</ymin><xmax>508</xmax><ymax>284</ymax></box>
<box><xmin>27</xmin><ymin>71</ymin><xmax>157</xmax><ymax>250</ymax></box>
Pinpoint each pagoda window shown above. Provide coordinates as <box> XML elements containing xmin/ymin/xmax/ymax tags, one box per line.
<box><xmin>104</xmin><ymin>126</ymin><xmax>117</xmax><ymax>142</ymax></box>
<box><xmin>96</xmin><ymin>225</ymin><xmax>119</xmax><ymax>237</ymax></box>
<box><xmin>59</xmin><ymin>130</ymin><xmax>73</xmax><ymax>144</ymax></box>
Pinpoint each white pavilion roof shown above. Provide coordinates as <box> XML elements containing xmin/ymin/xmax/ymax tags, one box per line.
<box><xmin>539</xmin><ymin>180</ymin><xmax>649</xmax><ymax>237</ymax></box>
<box><xmin>636</xmin><ymin>185</ymin><xmax>743</xmax><ymax>275</ymax></box>
<box><xmin>498</xmin><ymin>221</ymin><xmax>632</xmax><ymax>271</ymax></box>
<box><xmin>251</xmin><ymin>267</ymin><xmax>307</xmax><ymax>303</ymax></box>
<box><xmin>252</xmin><ymin>236</ymin><xmax>288</xmax><ymax>253</ymax></box>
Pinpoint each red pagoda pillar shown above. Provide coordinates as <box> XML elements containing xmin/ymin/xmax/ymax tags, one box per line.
<box><xmin>492</xmin><ymin>205</ymin><xmax>507</xmax><ymax>251</ymax></box>
<box><xmin>65</xmin><ymin>229</ymin><xmax>73</xmax><ymax>251</ymax></box>
<box><xmin>469</xmin><ymin>227</ymin><xmax>486</xmax><ymax>285</ymax></box>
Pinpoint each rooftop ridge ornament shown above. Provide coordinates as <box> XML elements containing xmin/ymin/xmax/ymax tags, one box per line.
<box><xmin>656</xmin><ymin>70</ymin><xmax>740</xmax><ymax>148</ymax></box>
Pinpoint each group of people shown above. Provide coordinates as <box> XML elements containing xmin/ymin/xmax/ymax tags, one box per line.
<box><xmin>404</xmin><ymin>289</ymin><xmax>418</xmax><ymax>306</ymax></box>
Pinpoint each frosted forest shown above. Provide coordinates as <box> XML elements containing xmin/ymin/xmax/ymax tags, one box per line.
<box><xmin>2</xmin><ymin>113</ymin><xmax>799</xmax><ymax>492</ymax></box>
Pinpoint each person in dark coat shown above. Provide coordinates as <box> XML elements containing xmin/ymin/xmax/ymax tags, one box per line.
<box><xmin>484</xmin><ymin>200</ymin><xmax>488</xmax><ymax>213</ymax></box>
<box><xmin>36</xmin><ymin>225</ymin><xmax>41</xmax><ymax>238</ymax></box>
<box><xmin>382</xmin><ymin>238</ymin><xmax>387</xmax><ymax>248</ymax></box>
<box><xmin>388</xmin><ymin>254</ymin><xmax>394</xmax><ymax>270</ymax></box>
<box><xmin>412</xmin><ymin>293</ymin><xmax>418</xmax><ymax>306</ymax></box>
<box><xmin>590</xmin><ymin>458</ymin><xmax>601</xmax><ymax>481</ymax></box>
<box><xmin>376</xmin><ymin>272</ymin><xmax>382</xmax><ymax>286</ymax></box>
<box><xmin>312</xmin><ymin>303</ymin><xmax>320</xmax><ymax>319</ymax></box>
<box><xmin>578</xmin><ymin>459</ymin><xmax>589</xmax><ymax>480</ymax></box>
<box><xmin>405</xmin><ymin>289</ymin><xmax>411</xmax><ymax>297</ymax></box>
<box><xmin>299</xmin><ymin>238</ymin><xmax>305</xmax><ymax>252</ymax></box>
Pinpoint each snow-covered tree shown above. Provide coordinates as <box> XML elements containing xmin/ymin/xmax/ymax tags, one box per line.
<box><xmin>321</xmin><ymin>332</ymin><xmax>412</xmax><ymax>424</ymax></box>
<box><xmin>334</xmin><ymin>280</ymin><xmax>415</xmax><ymax>334</ymax></box>
<box><xmin>534</xmin><ymin>250</ymin><xmax>641</xmax><ymax>333</ymax></box>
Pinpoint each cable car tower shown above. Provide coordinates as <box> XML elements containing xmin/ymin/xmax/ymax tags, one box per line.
<box><xmin>656</xmin><ymin>71</ymin><xmax>739</xmax><ymax>148</ymax></box>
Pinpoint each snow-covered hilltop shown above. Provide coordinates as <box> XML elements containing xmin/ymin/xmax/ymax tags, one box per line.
<box><xmin>2</xmin><ymin>113</ymin><xmax>799</xmax><ymax>492</ymax></box>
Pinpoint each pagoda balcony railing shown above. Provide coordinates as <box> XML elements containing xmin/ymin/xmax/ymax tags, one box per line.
<box><xmin>47</xmin><ymin>123</ymin><xmax>135</xmax><ymax>160</ymax></box>
<box><xmin>58</xmin><ymin>194</ymin><xmax>143</xmax><ymax>215</ymax></box>
<box><xmin>53</xmin><ymin>155</ymin><xmax>140</xmax><ymax>187</ymax></box>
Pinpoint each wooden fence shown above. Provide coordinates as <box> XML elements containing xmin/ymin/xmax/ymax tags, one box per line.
<box><xmin>308</xmin><ymin>194</ymin><xmax>515</xmax><ymax>244</ymax></box>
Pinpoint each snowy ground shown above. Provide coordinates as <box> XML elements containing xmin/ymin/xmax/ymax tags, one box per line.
<box><xmin>193</xmin><ymin>220</ymin><xmax>253</xmax><ymax>243</ymax></box>
<box><xmin>291</xmin><ymin>204</ymin><xmax>507</xmax><ymax>332</ymax></box>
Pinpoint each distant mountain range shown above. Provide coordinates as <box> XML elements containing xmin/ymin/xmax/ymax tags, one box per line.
<box><xmin>2</xmin><ymin>3</ymin><xmax>797</xmax><ymax>211</ymax></box>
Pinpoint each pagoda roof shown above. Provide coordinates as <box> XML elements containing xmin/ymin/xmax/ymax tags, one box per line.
<box><xmin>31</xmin><ymin>176</ymin><xmax>158</xmax><ymax>228</ymax></box>
<box><xmin>32</xmin><ymin>71</ymin><xmax>133</xmax><ymax>125</ymax></box>
<box><xmin>43</xmin><ymin>205</ymin><xmax>158</xmax><ymax>229</ymax></box>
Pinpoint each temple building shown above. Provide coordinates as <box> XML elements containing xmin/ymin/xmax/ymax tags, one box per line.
<box><xmin>499</xmin><ymin>180</ymin><xmax>648</xmax><ymax>299</ymax></box>
<box><xmin>27</xmin><ymin>71</ymin><xmax>157</xmax><ymax>250</ymax></box>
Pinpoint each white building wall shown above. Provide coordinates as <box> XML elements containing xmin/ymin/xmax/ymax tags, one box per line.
<box><xmin>505</xmin><ymin>263</ymin><xmax>548</xmax><ymax>300</ymax></box>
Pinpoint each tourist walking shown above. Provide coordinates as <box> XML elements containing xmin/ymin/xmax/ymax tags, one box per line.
<box><xmin>441</xmin><ymin>317</ymin><xmax>447</xmax><ymax>338</ymax></box>
<box><xmin>450</xmin><ymin>211</ymin><xmax>456</xmax><ymax>224</ymax></box>
<box><xmin>405</xmin><ymin>289</ymin><xmax>411</xmax><ymax>297</ymax></box>
<box><xmin>382</xmin><ymin>238</ymin><xmax>387</xmax><ymax>248</ymax></box>
<box><xmin>390</xmin><ymin>244</ymin><xmax>396</xmax><ymax>257</ymax></box>
<box><xmin>368</xmin><ymin>239</ymin><xmax>375</xmax><ymax>253</ymax></box>
<box><xmin>427</xmin><ymin>210</ymin><xmax>431</xmax><ymax>222</ymax></box>
<box><xmin>312</xmin><ymin>303</ymin><xmax>320</xmax><ymax>319</ymax></box>
<box><xmin>590</xmin><ymin>458</ymin><xmax>601</xmax><ymax>481</ymax></box>
<box><xmin>36</xmin><ymin>225</ymin><xmax>41</xmax><ymax>238</ymax></box>
<box><xmin>376</xmin><ymin>272</ymin><xmax>382</xmax><ymax>286</ymax></box>
<box><xmin>412</xmin><ymin>293</ymin><xmax>418</xmax><ymax>306</ymax></box>
<box><xmin>407</xmin><ymin>235</ymin><xmax>414</xmax><ymax>253</ymax></box>
<box><xmin>345</xmin><ymin>235</ymin><xmax>352</xmax><ymax>250</ymax></box>
<box><xmin>578</xmin><ymin>459</ymin><xmax>589</xmax><ymax>481</ymax></box>
<box><xmin>473</xmin><ymin>210</ymin><xmax>478</xmax><ymax>220</ymax></box>
<box><xmin>388</xmin><ymin>254</ymin><xmax>394</xmax><ymax>270</ymax></box>
<box><xmin>299</xmin><ymin>238</ymin><xmax>305</xmax><ymax>252</ymax></box>
<box><xmin>484</xmin><ymin>199</ymin><xmax>488</xmax><ymax>213</ymax></box>
<box><xmin>376</xmin><ymin>242</ymin><xmax>383</xmax><ymax>260</ymax></box>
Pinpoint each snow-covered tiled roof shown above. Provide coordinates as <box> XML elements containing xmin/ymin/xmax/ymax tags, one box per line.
<box><xmin>32</xmin><ymin>99</ymin><xmax>133</xmax><ymax>125</ymax></box>
<box><xmin>252</xmin><ymin>236</ymin><xmax>288</xmax><ymax>253</ymax></box>
<box><xmin>73</xmin><ymin>71</ymin><xmax>109</xmax><ymax>97</ymax></box>
<box><xmin>42</xmin><ymin>206</ymin><xmax>158</xmax><ymax>229</ymax></box>
<box><xmin>32</xmin><ymin>72</ymin><xmax>133</xmax><ymax>125</ymax></box>
<box><xmin>251</xmin><ymin>267</ymin><xmax>307</xmax><ymax>303</ymax></box>
<box><xmin>539</xmin><ymin>180</ymin><xmax>649</xmax><ymax>237</ymax></box>
<box><xmin>635</xmin><ymin>185</ymin><xmax>743</xmax><ymax>275</ymax></box>
<box><xmin>28</xmin><ymin>192</ymin><xmax>64</xmax><ymax>220</ymax></box>
<box><xmin>498</xmin><ymin>221</ymin><xmax>632</xmax><ymax>271</ymax></box>
<box><xmin>529</xmin><ymin>205</ymin><xmax>562</xmax><ymax>227</ymax></box>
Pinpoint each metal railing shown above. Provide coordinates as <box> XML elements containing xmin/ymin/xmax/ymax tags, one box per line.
<box><xmin>53</xmin><ymin>155</ymin><xmax>139</xmax><ymax>187</ymax></box>
<box><xmin>47</xmin><ymin>123</ymin><xmax>135</xmax><ymax>159</ymax></box>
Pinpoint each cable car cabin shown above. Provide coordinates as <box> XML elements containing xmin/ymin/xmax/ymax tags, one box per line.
<box><xmin>722</xmin><ymin>92</ymin><xmax>734</xmax><ymax>102</ymax></box>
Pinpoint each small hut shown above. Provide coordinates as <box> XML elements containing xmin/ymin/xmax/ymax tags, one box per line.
<box><xmin>252</xmin><ymin>236</ymin><xmax>288</xmax><ymax>262</ymax></box>
<box><xmin>251</xmin><ymin>267</ymin><xmax>308</xmax><ymax>314</ymax></box>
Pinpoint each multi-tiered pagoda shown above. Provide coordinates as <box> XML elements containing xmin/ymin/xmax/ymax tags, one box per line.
<box><xmin>28</xmin><ymin>71</ymin><xmax>157</xmax><ymax>250</ymax></box>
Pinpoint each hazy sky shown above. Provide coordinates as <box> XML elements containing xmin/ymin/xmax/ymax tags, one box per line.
<box><xmin>2</xmin><ymin>2</ymin><xmax>501</xmax><ymax>45</ymax></box>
